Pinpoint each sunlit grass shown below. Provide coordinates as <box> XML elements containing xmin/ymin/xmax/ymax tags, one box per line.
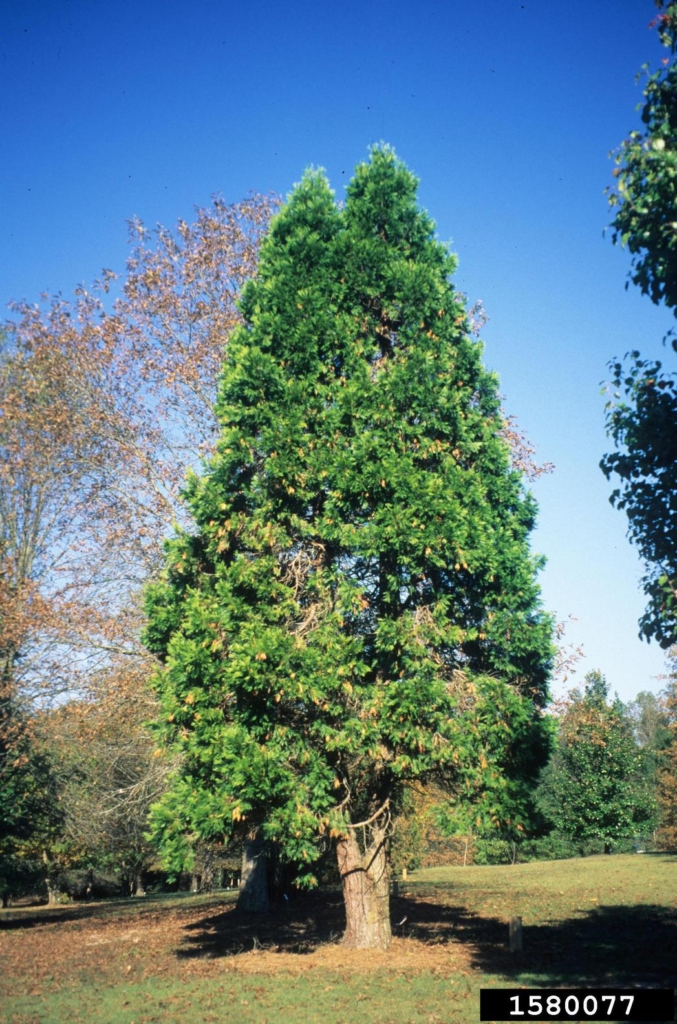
<box><xmin>1</xmin><ymin>970</ymin><xmax>492</xmax><ymax>1024</ymax></box>
<box><xmin>410</xmin><ymin>853</ymin><xmax>677</xmax><ymax>925</ymax></box>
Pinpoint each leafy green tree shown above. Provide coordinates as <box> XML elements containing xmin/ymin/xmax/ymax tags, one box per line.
<box><xmin>601</xmin><ymin>354</ymin><xmax>677</xmax><ymax>645</ymax></box>
<box><xmin>0</xmin><ymin>718</ymin><xmax>44</xmax><ymax>904</ymax></box>
<box><xmin>603</xmin><ymin>3</ymin><xmax>677</xmax><ymax>646</ymax></box>
<box><xmin>538</xmin><ymin>672</ymin><xmax>653</xmax><ymax>852</ymax></box>
<box><xmin>0</xmin><ymin>703</ymin><xmax>66</xmax><ymax>904</ymax></box>
<box><xmin>607</xmin><ymin>1</ymin><xmax>677</xmax><ymax>310</ymax></box>
<box><xmin>145</xmin><ymin>146</ymin><xmax>554</xmax><ymax>948</ymax></box>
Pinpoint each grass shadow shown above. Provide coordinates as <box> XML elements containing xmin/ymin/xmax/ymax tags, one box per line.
<box><xmin>453</xmin><ymin>901</ymin><xmax>677</xmax><ymax>986</ymax></box>
<box><xmin>177</xmin><ymin>890</ymin><xmax>346</xmax><ymax>957</ymax></box>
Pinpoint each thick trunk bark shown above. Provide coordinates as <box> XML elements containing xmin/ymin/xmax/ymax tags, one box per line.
<box><xmin>237</xmin><ymin>834</ymin><xmax>269</xmax><ymax>913</ymax></box>
<box><xmin>337</xmin><ymin>829</ymin><xmax>391</xmax><ymax>949</ymax></box>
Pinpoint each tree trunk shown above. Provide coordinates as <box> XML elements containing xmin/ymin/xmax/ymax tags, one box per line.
<box><xmin>337</xmin><ymin>829</ymin><xmax>391</xmax><ymax>949</ymax></box>
<box><xmin>196</xmin><ymin>843</ymin><xmax>216</xmax><ymax>892</ymax></box>
<box><xmin>237</xmin><ymin>834</ymin><xmax>269</xmax><ymax>913</ymax></box>
<box><xmin>46</xmin><ymin>880</ymin><xmax>61</xmax><ymax>905</ymax></box>
<box><xmin>42</xmin><ymin>850</ymin><xmax>61</xmax><ymax>905</ymax></box>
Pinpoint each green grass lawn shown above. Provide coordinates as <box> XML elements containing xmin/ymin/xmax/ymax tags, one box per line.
<box><xmin>0</xmin><ymin>971</ymin><xmax>482</xmax><ymax>1024</ymax></box>
<box><xmin>1</xmin><ymin>853</ymin><xmax>675</xmax><ymax>1024</ymax></box>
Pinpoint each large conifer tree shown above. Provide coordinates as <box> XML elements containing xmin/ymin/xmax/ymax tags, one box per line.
<box><xmin>144</xmin><ymin>147</ymin><xmax>554</xmax><ymax>949</ymax></box>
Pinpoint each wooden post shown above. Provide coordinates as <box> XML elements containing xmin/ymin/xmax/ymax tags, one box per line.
<box><xmin>402</xmin><ymin>867</ymin><xmax>408</xmax><ymax>881</ymax></box>
<box><xmin>509</xmin><ymin>916</ymin><xmax>523</xmax><ymax>952</ymax></box>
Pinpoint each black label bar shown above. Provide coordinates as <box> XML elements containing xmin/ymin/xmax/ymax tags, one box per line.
<box><xmin>479</xmin><ymin>988</ymin><xmax>675</xmax><ymax>1021</ymax></box>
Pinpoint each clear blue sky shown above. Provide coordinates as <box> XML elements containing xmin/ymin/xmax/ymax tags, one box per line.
<box><xmin>2</xmin><ymin>0</ymin><xmax>673</xmax><ymax>701</ymax></box>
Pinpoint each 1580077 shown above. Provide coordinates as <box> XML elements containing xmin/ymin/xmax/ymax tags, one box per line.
<box><xmin>479</xmin><ymin>988</ymin><xmax>675</xmax><ymax>1022</ymax></box>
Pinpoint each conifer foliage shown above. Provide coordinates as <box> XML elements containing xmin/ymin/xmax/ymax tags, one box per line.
<box><xmin>144</xmin><ymin>147</ymin><xmax>554</xmax><ymax>948</ymax></box>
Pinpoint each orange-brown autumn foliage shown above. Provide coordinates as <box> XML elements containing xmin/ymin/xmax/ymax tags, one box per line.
<box><xmin>1</xmin><ymin>193</ymin><xmax>278</xmax><ymax>721</ymax></box>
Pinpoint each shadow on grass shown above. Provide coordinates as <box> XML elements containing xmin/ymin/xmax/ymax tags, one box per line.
<box><xmin>178</xmin><ymin>890</ymin><xmax>347</xmax><ymax>957</ymax></box>
<box><xmin>454</xmin><ymin>901</ymin><xmax>677</xmax><ymax>987</ymax></box>
<box><xmin>177</xmin><ymin>890</ymin><xmax>677</xmax><ymax>987</ymax></box>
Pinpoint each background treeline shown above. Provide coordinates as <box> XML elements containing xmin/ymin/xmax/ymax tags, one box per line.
<box><xmin>1</xmin><ymin>179</ymin><xmax>676</xmax><ymax>906</ymax></box>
